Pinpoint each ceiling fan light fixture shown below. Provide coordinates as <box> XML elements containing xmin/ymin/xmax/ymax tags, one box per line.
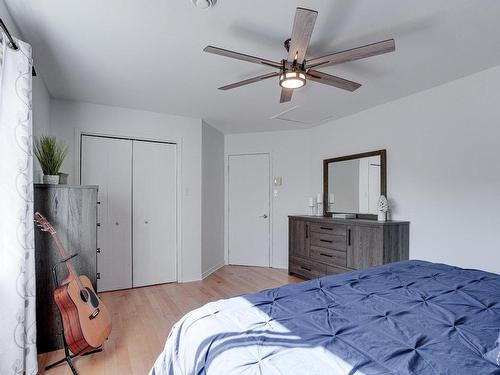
<box><xmin>279</xmin><ymin>71</ymin><xmax>306</xmax><ymax>89</ymax></box>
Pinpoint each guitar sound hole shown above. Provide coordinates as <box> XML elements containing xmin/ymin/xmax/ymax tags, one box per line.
<box><xmin>80</xmin><ymin>289</ymin><xmax>89</xmax><ymax>302</ymax></box>
<box><xmin>80</xmin><ymin>287</ymin><xmax>99</xmax><ymax>308</ymax></box>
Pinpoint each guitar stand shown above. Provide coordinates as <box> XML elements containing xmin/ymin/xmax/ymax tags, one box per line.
<box><xmin>44</xmin><ymin>254</ymin><xmax>103</xmax><ymax>375</ymax></box>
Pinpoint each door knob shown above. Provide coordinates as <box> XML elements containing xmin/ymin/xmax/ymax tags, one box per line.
<box><xmin>260</xmin><ymin>214</ymin><xmax>268</xmax><ymax>218</ymax></box>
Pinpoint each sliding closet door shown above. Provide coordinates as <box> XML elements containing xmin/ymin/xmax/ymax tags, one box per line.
<box><xmin>81</xmin><ymin>136</ymin><xmax>133</xmax><ymax>291</ymax></box>
<box><xmin>132</xmin><ymin>141</ymin><xmax>177</xmax><ymax>287</ymax></box>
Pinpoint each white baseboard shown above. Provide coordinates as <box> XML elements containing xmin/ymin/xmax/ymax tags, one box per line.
<box><xmin>202</xmin><ymin>263</ymin><xmax>225</xmax><ymax>279</ymax></box>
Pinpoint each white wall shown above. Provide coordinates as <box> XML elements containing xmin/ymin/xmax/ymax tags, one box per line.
<box><xmin>32</xmin><ymin>78</ymin><xmax>51</xmax><ymax>181</ymax></box>
<box><xmin>225</xmin><ymin>130</ymin><xmax>310</xmax><ymax>269</ymax></box>
<box><xmin>1</xmin><ymin>0</ymin><xmax>52</xmax><ymax>181</ymax></box>
<box><xmin>201</xmin><ymin>121</ymin><xmax>225</xmax><ymax>277</ymax></box>
<box><xmin>32</xmin><ymin>79</ymin><xmax>51</xmax><ymax>138</ymax></box>
<box><xmin>227</xmin><ymin>66</ymin><xmax>500</xmax><ymax>274</ymax></box>
<box><xmin>50</xmin><ymin>99</ymin><xmax>203</xmax><ymax>281</ymax></box>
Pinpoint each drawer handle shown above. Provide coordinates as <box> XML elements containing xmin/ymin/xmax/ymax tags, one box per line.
<box><xmin>300</xmin><ymin>266</ymin><xmax>312</xmax><ymax>272</ymax></box>
<box><xmin>320</xmin><ymin>226</ymin><xmax>333</xmax><ymax>230</ymax></box>
<box><xmin>320</xmin><ymin>252</ymin><xmax>333</xmax><ymax>258</ymax></box>
<box><xmin>320</xmin><ymin>239</ymin><xmax>333</xmax><ymax>243</ymax></box>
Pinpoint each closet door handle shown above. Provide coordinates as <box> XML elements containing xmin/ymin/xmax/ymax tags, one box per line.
<box><xmin>305</xmin><ymin>224</ymin><xmax>309</xmax><ymax>239</ymax></box>
<box><xmin>348</xmin><ymin>228</ymin><xmax>351</xmax><ymax>246</ymax></box>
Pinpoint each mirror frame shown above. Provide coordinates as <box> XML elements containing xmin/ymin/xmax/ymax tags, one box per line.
<box><xmin>323</xmin><ymin>149</ymin><xmax>387</xmax><ymax>218</ymax></box>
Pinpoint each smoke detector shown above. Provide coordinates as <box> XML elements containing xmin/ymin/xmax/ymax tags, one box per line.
<box><xmin>192</xmin><ymin>0</ymin><xmax>216</xmax><ymax>9</ymax></box>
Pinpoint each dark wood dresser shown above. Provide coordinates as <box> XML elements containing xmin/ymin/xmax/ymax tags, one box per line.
<box><xmin>34</xmin><ymin>184</ymin><xmax>98</xmax><ymax>353</ymax></box>
<box><xmin>289</xmin><ymin>215</ymin><xmax>409</xmax><ymax>279</ymax></box>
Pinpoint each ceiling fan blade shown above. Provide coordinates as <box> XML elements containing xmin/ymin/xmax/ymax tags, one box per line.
<box><xmin>307</xmin><ymin>39</ymin><xmax>395</xmax><ymax>69</ymax></box>
<box><xmin>288</xmin><ymin>8</ymin><xmax>318</xmax><ymax>65</ymax></box>
<box><xmin>218</xmin><ymin>72</ymin><xmax>279</xmax><ymax>90</ymax></box>
<box><xmin>306</xmin><ymin>70</ymin><xmax>361</xmax><ymax>92</ymax></box>
<box><xmin>204</xmin><ymin>46</ymin><xmax>281</xmax><ymax>68</ymax></box>
<box><xmin>280</xmin><ymin>88</ymin><xmax>293</xmax><ymax>103</ymax></box>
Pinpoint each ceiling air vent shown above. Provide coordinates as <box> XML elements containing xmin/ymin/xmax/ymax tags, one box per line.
<box><xmin>271</xmin><ymin>106</ymin><xmax>334</xmax><ymax>125</ymax></box>
<box><xmin>192</xmin><ymin>0</ymin><xmax>216</xmax><ymax>9</ymax></box>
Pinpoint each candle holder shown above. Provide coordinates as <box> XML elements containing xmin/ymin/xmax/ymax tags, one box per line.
<box><xmin>316</xmin><ymin>202</ymin><xmax>324</xmax><ymax>216</ymax></box>
<box><xmin>308</xmin><ymin>197</ymin><xmax>316</xmax><ymax>216</ymax></box>
<box><xmin>308</xmin><ymin>204</ymin><xmax>315</xmax><ymax>216</ymax></box>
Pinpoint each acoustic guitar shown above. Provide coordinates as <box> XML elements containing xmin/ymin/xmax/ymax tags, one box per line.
<box><xmin>34</xmin><ymin>212</ymin><xmax>112</xmax><ymax>355</ymax></box>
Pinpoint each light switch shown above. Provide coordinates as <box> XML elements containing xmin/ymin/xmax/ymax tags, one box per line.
<box><xmin>273</xmin><ymin>176</ymin><xmax>282</xmax><ymax>186</ymax></box>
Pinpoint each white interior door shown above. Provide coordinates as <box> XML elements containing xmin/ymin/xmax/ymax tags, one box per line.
<box><xmin>228</xmin><ymin>154</ymin><xmax>270</xmax><ymax>267</ymax></box>
<box><xmin>81</xmin><ymin>135</ymin><xmax>133</xmax><ymax>291</ymax></box>
<box><xmin>133</xmin><ymin>140</ymin><xmax>177</xmax><ymax>287</ymax></box>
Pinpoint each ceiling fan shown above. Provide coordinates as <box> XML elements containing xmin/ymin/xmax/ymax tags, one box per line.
<box><xmin>204</xmin><ymin>7</ymin><xmax>395</xmax><ymax>103</ymax></box>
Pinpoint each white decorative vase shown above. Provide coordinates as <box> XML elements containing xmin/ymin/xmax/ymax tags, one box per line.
<box><xmin>43</xmin><ymin>175</ymin><xmax>60</xmax><ymax>184</ymax></box>
<box><xmin>378</xmin><ymin>211</ymin><xmax>387</xmax><ymax>221</ymax></box>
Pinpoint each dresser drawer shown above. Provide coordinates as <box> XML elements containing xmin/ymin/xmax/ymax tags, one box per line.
<box><xmin>310</xmin><ymin>222</ymin><xmax>347</xmax><ymax>236</ymax></box>
<box><xmin>289</xmin><ymin>256</ymin><xmax>327</xmax><ymax>279</ymax></box>
<box><xmin>310</xmin><ymin>246</ymin><xmax>347</xmax><ymax>267</ymax></box>
<box><xmin>310</xmin><ymin>231</ymin><xmax>346</xmax><ymax>251</ymax></box>
<box><xmin>326</xmin><ymin>264</ymin><xmax>352</xmax><ymax>276</ymax></box>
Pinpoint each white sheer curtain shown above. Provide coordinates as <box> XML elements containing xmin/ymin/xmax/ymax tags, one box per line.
<box><xmin>0</xmin><ymin>33</ymin><xmax>37</xmax><ymax>375</ymax></box>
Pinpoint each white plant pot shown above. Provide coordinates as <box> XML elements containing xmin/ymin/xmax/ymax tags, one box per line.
<box><xmin>378</xmin><ymin>211</ymin><xmax>387</xmax><ymax>221</ymax></box>
<box><xmin>43</xmin><ymin>175</ymin><xmax>60</xmax><ymax>184</ymax></box>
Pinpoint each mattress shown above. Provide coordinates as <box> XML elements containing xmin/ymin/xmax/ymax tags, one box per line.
<box><xmin>150</xmin><ymin>260</ymin><xmax>500</xmax><ymax>374</ymax></box>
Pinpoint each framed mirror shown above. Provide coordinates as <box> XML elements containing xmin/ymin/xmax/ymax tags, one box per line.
<box><xmin>323</xmin><ymin>150</ymin><xmax>386</xmax><ymax>218</ymax></box>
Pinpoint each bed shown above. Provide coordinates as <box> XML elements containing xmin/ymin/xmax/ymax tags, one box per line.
<box><xmin>150</xmin><ymin>260</ymin><xmax>500</xmax><ymax>374</ymax></box>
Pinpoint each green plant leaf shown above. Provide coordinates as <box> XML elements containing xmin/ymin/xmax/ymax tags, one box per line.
<box><xmin>34</xmin><ymin>136</ymin><xmax>68</xmax><ymax>176</ymax></box>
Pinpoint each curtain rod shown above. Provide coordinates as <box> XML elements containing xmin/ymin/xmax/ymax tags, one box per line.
<box><xmin>0</xmin><ymin>18</ymin><xmax>37</xmax><ymax>76</ymax></box>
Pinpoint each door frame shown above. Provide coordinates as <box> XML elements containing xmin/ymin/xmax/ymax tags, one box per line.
<box><xmin>76</xmin><ymin>129</ymin><xmax>182</xmax><ymax>283</ymax></box>
<box><xmin>225</xmin><ymin>152</ymin><xmax>273</xmax><ymax>267</ymax></box>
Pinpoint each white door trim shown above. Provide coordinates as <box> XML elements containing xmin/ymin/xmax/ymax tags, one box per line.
<box><xmin>76</xmin><ymin>129</ymin><xmax>182</xmax><ymax>283</ymax></box>
<box><xmin>225</xmin><ymin>152</ymin><xmax>273</xmax><ymax>267</ymax></box>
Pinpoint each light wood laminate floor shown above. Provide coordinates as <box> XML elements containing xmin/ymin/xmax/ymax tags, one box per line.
<box><xmin>37</xmin><ymin>266</ymin><xmax>301</xmax><ymax>375</ymax></box>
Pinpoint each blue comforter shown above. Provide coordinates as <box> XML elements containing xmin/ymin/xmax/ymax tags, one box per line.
<box><xmin>151</xmin><ymin>260</ymin><xmax>500</xmax><ymax>374</ymax></box>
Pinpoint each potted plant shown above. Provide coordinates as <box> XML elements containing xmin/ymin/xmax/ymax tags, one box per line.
<box><xmin>34</xmin><ymin>136</ymin><xmax>68</xmax><ymax>184</ymax></box>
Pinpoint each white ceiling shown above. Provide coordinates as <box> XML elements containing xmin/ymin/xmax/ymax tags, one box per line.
<box><xmin>5</xmin><ymin>0</ymin><xmax>500</xmax><ymax>133</ymax></box>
